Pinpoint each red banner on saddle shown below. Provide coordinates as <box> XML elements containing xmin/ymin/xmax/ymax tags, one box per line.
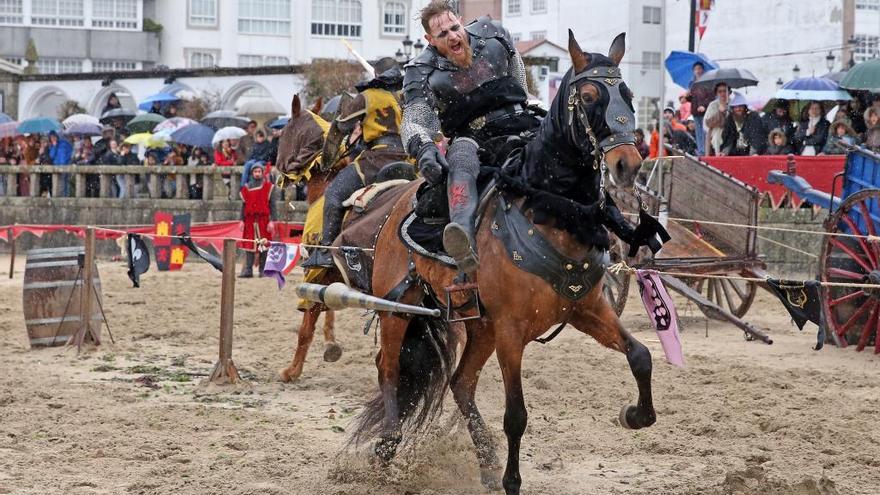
<box><xmin>701</xmin><ymin>155</ymin><xmax>845</xmax><ymax>208</ymax></box>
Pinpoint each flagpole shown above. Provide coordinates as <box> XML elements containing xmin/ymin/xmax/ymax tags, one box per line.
<box><xmin>688</xmin><ymin>0</ymin><xmax>696</xmax><ymax>52</ymax></box>
<box><xmin>658</xmin><ymin>0</ymin><xmax>667</xmax><ymax>157</ymax></box>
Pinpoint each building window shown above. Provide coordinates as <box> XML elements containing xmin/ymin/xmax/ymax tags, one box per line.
<box><xmin>3</xmin><ymin>57</ymin><xmax>24</xmax><ymax>67</ymax></box>
<box><xmin>856</xmin><ymin>0</ymin><xmax>880</xmax><ymax>10</ymax></box>
<box><xmin>507</xmin><ymin>0</ymin><xmax>520</xmax><ymax>15</ymax></box>
<box><xmin>530</xmin><ymin>31</ymin><xmax>546</xmax><ymax>41</ymax></box>
<box><xmin>265</xmin><ymin>55</ymin><xmax>289</xmax><ymax>65</ymax></box>
<box><xmin>189</xmin><ymin>51</ymin><xmax>216</xmax><ymax>68</ymax></box>
<box><xmin>37</xmin><ymin>58</ymin><xmax>84</xmax><ymax>74</ymax></box>
<box><xmin>511</xmin><ymin>32</ymin><xmax>522</xmax><ymax>43</ymax></box>
<box><xmin>32</xmin><ymin>0</ymin><xmax>84</xmax><ymax>26</ymax></box>
<box><xmin>642</xmin><ymin>5</ymin><xmax>661</xmax><ymax>24</ymax></box>
<box><xmin>238</xmin><ymin>54</ymin><xmax>263</xmax><ymax>67</ymax></box>
<box><xmin>92</xmin><ymin>0</ymin><xmax>138</xmax><ymax>29</ymax></box>
<box><xmin>642</xmin><ymin>51</ymin><xmax>661</xmax><ymax>70</ymax></box>
<box><xmin>637</xmin><ymin>96</ymin><xmax>659</xmax><ymax>130</ymax></box>
<box><xmin>382</xmin><ymin>1</ymin><xmax>405</xmax><ymax>35</ymax></box>
<box><xmin>0</xmin><ymin>0</ymin><xmax>23</xmax><ymax>24</ymax></box>
<box><xmin>238</xmin><ymin>0</ymin><xmax>290</xmax><ymax>35</ymax></box>
<box><xmin>311</xmin><ymin>0</ymin><xmax>362</xmax><ymax>38</ymax></box>
<box><xmin>854</xmin><ymin>34</ymin><xmax>880</xmax><ymax>62</ymax></box>
<box><xmin>530</xmin><ymin>0</ymin><xmax>546</xmax><ymax>13</ymax></box>
<box><xmin>92</xmin><ymin>60</ymin><xmax>137</xmax><ymax>71</ymax></box>
<box><xmin>189</xmin><ymin>0</ymin><xmax>217</xmax><ymax>27</ymax></box>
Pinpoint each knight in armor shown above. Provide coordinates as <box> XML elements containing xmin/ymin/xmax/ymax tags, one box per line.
<box><xmin>303</xmin><ymin>70</ymin><xmax>412</xmax><ymax>268</ymax></box>
<box><xmin>402</xmin><ymin>1</ymin><xmax>538</xmax><ymax>275</ymax></box>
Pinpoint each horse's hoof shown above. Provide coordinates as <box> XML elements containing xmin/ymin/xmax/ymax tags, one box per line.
<box><xmin>618</xmin><ymin>405</ymin><xmax>635</xmax><ymax>429</ymax></box>
<box><xmin>480</xmin><ymin>466</ymin><xmax>503</xmax><ymax>491</ymax></box>
<box><xmin>278</xmin><ymin>367</ymin><xmax>301</xmax><ymax>383</ymax></box>
<box><xmin>618</xmin><ymin>405</ymin><xmax>656</xmax><ymax>429</ymax></box>
<box><xmin>323</xmin><ymin>343</ymin><xmax>343</xmax><ymax>363</ymax></box>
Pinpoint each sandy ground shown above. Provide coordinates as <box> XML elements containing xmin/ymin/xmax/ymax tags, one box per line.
<box><xmin>0</xmin><ymin>254</ymin><xmax>879</xmax><ymax>495</ymax></box>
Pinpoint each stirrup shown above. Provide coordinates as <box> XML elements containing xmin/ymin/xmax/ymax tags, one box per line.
<box><xmin>444</xmin><ymin>273</ymin><xmax>482</xmax><ymax>323</ymax></box>
<box><xmin>443</xmin><ymin>223</ymin><xmax>479</xmax><ymax>275</ymax></box>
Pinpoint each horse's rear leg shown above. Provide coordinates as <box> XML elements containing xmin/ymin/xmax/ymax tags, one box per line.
<box><xmin>451</xmin><ymin>320</ymin><xmax>501</xmax><ymax>490</ymax></box>
<box><xmin>572</xmin><ymin>296</ymin><xmax>656</xmax><ymax>430</ymax></box>
<box><xmin>279</xmin><ymin>307</ymin><xmax>320</xmax><ymax>382</ymax></box>
<box><xmin>322</xmin><ymin>310</ymin><xmax>342</xmax><ymax>362</ymax></box>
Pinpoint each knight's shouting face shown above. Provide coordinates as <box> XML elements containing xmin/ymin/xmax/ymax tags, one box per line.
<box><xmin>426</xmin><ymin>11</ymin><xmax>472</xmax><ymax>68</ymax></box>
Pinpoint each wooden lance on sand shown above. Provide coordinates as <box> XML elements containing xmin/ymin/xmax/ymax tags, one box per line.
<box><xmin>294</xmin><ymin>282</ymin><xmax>441</xmax><ymax>317</ymax></box>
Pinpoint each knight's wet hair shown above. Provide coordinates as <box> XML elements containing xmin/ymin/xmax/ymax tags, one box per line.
<box><xmin>420</xmin><ymin>0</ymin><xmax>456</xmax><ymax>33</ymax></box>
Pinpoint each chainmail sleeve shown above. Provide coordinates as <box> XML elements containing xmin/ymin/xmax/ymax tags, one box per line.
<box><xmin>401</xmin><ymin>101</ymin><xmax>441</xmax><ymax>156</ymax></box>
<box><xmin>510</xmin><ymin>51</ymin><xmax>529</xmax><ymax>95</ymax></box>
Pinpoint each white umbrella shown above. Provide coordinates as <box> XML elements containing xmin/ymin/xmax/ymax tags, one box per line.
<box><xmin>212</xmin><ymin>126</ymin><xmax>247</xmax><ymax>147</ymax></box>
<box><xmin>235</xmin><ymin>99</ymin><xmax>285</xmax><ymax>118</ymax></box>
<box><xmin>62</xmin><ymin>113</ymin><xmax>100</xmax><ymax>129</ymax></box>
<box><xmin>153</xmin><ymin>117</ymin><xmax>197</xmax><ymax>133</ymax></box>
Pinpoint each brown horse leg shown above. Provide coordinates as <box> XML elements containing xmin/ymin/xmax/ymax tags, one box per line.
<box><xmin>278</xmin><ymin>307</ymin><xmax>320</xmax><ymax>382</ymax></box>
<box><xmin>322</xmin><ymin>310</ymin><xmax>342</xmax><ymax>362</ymax></box>
<box><xmin>373</xmin><ymin>313</ymin><xmax>408</xmax><ymax>463</ymax></box>
<box><xmin>451</xmin><ymin>320</ymin><xmax>502</xmax><ymax>490</ymax></box>
<box><xmin>495</xmin><ymin>327</ymin><xmax>528</xmax><ymax>495</ymax></box>
<box><xmin>571</xmin><ymin>297</ymin><xmax>656</xmax><ymax>430</ymax></box>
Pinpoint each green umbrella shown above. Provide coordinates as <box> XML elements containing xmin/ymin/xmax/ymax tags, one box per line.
<box><xmin>126</xmin><ymin>113</ymin><xmax>166</xmax><ymax>134</ymax></box>
<box><xmin>839</xmin><ymin>58</ymin><xmax>880</xmax><ymax>91</ymax></box>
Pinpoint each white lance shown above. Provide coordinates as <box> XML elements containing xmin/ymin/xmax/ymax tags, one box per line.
<box><xmin>295</xmin><ymin>282</ymin><xmax>441</xmax><ymax>317</ymax></box>
<box><xmin>340</xmin><ymin>39</ymin><xmax>376</xmax><ymax>79</ymax></box>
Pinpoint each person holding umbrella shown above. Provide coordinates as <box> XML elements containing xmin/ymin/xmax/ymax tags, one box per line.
<box><xmin>686</xmin><ymin>62</ymin><xmax>715</xmax><ymax>156</ymax></box>
<box><xmin>794</xmin><ymin>101</ymin><xmax>830</xmax><ymax>156</ymax></box>
<box><xmin>703</xmin><ymin>82</ymin><xmax>731</xmax><ymax>156</ymax></box>
<box><xmin>762</xmin><ymin>100</ymin><xmax>795</xmax><ymax>146</ymax></box>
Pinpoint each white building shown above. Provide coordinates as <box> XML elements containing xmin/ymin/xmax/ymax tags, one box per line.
<box><xmin>152</xmin><ymin>0</ymin><xmax>431</xmax><ymax>69</ymax></box>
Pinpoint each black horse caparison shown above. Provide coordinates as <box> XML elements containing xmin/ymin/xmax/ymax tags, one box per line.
<box><xmin>353</xmin><ymin>31</ymin><xmax>656</xmax><ymax>495</ymax></box>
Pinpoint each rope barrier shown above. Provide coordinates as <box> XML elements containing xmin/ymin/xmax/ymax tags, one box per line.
<box><xmin>756</xmin><ymin>235</ymin><xmax>820</xmax><ymax>259</ymax></box>
<box><xmin>607</xmin><ymin>261</ymin><xmax>879</xmax><ymax>290</ymax></box>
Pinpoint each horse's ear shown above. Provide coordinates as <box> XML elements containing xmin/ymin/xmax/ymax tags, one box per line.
<box><xmin>311</xmin><ymin>97</ymin><xmax>323</xmax><ymax>115</ymax></box>
<box><xmin>567</xmin><ymin>29</ymin><xmax>590</xmax><ymax>73</ymax></box>
<box><xmin>608</xmin><ymin>32</ymin><xmax>626</xmax><ymax>66</ymax></box>
<box><xmin>292</xmin><ymin>94</ymin><xmax>302</xmax><ymax>118</ymax></box>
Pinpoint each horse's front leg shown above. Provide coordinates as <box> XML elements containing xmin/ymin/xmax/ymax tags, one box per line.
<box><xmin>495</xmin><ymin>328</ymin><xmax>528</xmax><ymax>495</ymax></box>
<box><xmin>374</xmin><ymin>313</ymin><xmax>407</xmax><ymax>463</ymax></box>
<box><xmin>321</xmin><ymin>310</ymin><xmax>343</xmax><ymax>362</ymax></box>
<box><xmin>279</xmin><ymin>306</ymin><xmax>320</xmax><ymax>382</ymax></box>
<box><xmin>571</xmin><ymin>292</ymin><xmax>656</xmax><ymax>429</ymax></box>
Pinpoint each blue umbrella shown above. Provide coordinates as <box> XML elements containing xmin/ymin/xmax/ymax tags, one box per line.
<box><xmin>0</xmin><ymin>112</ymin><xmax>12</xmax><ymax>124</ymax></box>
<box><xmin>169</xmin><ymin>123</ymin><xmax>215</xmax><ymax>149</ymax></box>
<box><xmin>665</xmin><ymin>51</ymin><xmax>719</xmax><ymax>89</ymax></box>
<box><xmin>268</xmin><ymin>116</ymin><xmax>290</xmax><ymax>129</ymax></box>
<box><xmin>17</xmin><ymin>117</ymin><xmax>62</xmax><ymax>135</ymax></box>
<box><xmin>775</xmin><ymin>76</ymin><xmax>852</xmax><ymax>101</ymax></box>
<box><xmin>138</xmin><ymin>92</ymin><xmax>180</xmax><ymax>111</ymax></box>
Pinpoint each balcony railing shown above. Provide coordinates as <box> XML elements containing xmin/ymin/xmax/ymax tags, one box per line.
<box><xmin>0</xmin><ymin>165</ymin><xmax>249</xmax><ymax>200</ymax></box>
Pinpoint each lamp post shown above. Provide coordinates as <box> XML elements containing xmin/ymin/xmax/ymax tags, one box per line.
<box><xmin>792</xmin><ymin>64</ymin><xmax>801</xmax><ymax>80</ymax></box>
<box><xmin>402</xmin><ymin>35</ymin><xmax>413</xmax><ymax>60</ymax></box>
<box><xmin>775</xmin><ymin>78</ymin><xmax>784</xmax><ymax>90</ymax></box>
<box><xmin>413</xmin><ymin>38</ymin><xmax>425</xmax><ymax>57</ymax></box>
<box><xmin>825</xmin><ymin>51</ymin><xmax>835</xmax><ymax>72</ymax></box>
<box><xmin>394</xmin><ymin>49</ymin><xmax>405</xmax><ymax>65</ymax></box>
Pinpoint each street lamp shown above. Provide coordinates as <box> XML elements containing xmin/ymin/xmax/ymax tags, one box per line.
<box><xmin>792</xmin><ymin>64</ymin><xmax>801</xmax><ymax>80</ymax></box>
<box><xmin>775</xmin><ymin>78</ymin><xmax>784</xmax><ymax>90</ymax></box>
<box><xmin>826</xmin><ymin>51</ymin><xmax>835</xmax><ymax>72</ymax></box>
<box><xmin>413</xmin><ymin>38</ymin><xmax>425</xmax><ymax>57</ymax></box>
<box><xmin>402</xmin><ymin>35</ymin><xmax>413</xmax><ymax>60</ymax></box>
<box><xmin>394</xmin><ymin>49</ymin><xmax>405</xmax><ymax>64</ymax></box>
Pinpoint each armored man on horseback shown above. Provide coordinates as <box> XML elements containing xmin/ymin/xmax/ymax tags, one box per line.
<box><xmin>402</xmin><ymin>0</ymin><xmax>539</xmax><ymax>275</ymax></box>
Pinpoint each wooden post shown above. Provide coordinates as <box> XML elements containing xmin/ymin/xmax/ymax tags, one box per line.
<box><xmin>70</xmin><ymin>227</ymin><xmax>101</xmax><ymax>351</ymax></box>
<box><xmin>208</xmin><ymin>239</ymin><xmax>240</xmax><ymax>384</ymax></box>
<box><xmin>8</xmin><ymin>226</ymin><xmax>14</xmax><ymax>279</ymax></box>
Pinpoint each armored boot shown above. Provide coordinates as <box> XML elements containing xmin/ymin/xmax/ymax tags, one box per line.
<box><xmin>443</xmin><ymin>170</ymin><xmax>480</xmax><ymax>275</ymax></box>
<box><xmin>301</xmin><ymin>201</ymin><xmax>345</xmax><ymax>269</ymax></box>
<box><xmin>238</xmin><ymin>251</ymin><xmax>255</xmax><ymax>278</ymax></box>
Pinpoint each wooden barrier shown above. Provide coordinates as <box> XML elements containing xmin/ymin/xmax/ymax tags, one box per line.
<box><xmin>208</xmin><ymin>239</ymin><xmax>240</xmax><ymax>384</ymax></box>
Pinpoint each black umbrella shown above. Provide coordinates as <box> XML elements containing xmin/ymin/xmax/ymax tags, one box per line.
<box><xmin>201</xmin><ymin>110</ymin><xmax>250</xmax><ymax>130</ymax></box>
<box><xmin>691</xmin><ymin>67</ymin><xmax>759</xmax><ymax>90</ymax></box>
<box><xmin>99</xmin><ymin>108</ymin><xmax>136</xmax><ymax>124</ymax></box>
<box><xmin>821</xmin><ymin>70</ymin><xmax>848</xmax><ymax>84</ymax></box>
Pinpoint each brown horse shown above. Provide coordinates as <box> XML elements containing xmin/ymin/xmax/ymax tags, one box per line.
<box><xmin>276</xmin><ymin>94</ymin><xmax>345</xmax><ymax>382</ymax></box>
<box><xmin>351</xmin><ymin>32</ymin><xmax>655</xmax><ymax>494</ymax></box>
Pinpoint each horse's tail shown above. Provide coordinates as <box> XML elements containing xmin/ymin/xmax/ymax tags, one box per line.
<box><xmin>350</xmin><ymin>311</ymin><xmax>456</xmax><ymax>447</ymax></box>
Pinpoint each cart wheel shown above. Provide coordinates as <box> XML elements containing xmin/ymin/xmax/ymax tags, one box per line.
<box><xmin>819</xmin><ymin>189</ymin><xmax>880</xmax><ymax>352</ymax></box>
<box><xmin>690</xmin><ymin>275</ymin><xmax>757</xmax><ymax>318</ymax></box>
<box><xmin>603</xmin><ymin>235</ymin><xmax>630</xmax><ymax>316</ymax></box>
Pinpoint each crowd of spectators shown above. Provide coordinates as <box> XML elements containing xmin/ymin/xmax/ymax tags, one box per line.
<box><xmin>0</xmin><ymin>114</ymin><xmax>284</xmax><ymax>199</ymax></box>
<box><xmin>635</xmin><ymin>61</ymin><xmax>880</xmax><ymax>160</ymax></box>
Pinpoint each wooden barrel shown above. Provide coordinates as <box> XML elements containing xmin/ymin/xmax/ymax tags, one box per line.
<box><xmin>22</xmin><ymin>246</ymin><xmax>102</xmax><ymax>348</ymax></box>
